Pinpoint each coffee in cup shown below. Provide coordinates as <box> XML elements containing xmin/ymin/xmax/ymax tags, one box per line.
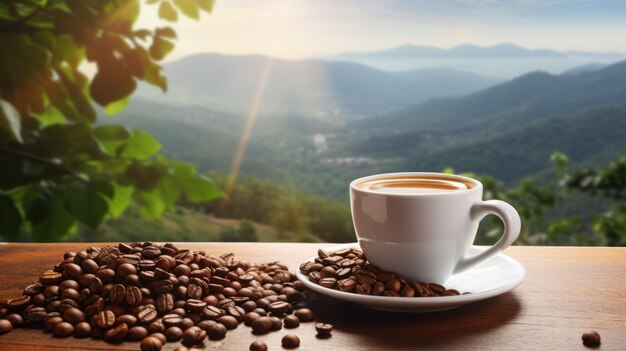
<box><xmin>350</xmin><ymin>172</ymin><xmax>520</xmax><ymax>284</ymax></box>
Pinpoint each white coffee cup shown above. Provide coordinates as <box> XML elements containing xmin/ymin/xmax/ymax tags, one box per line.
<box><xmin>350</xmin><ymin>172</ymin><xmax>521</xmax><ymax>284</ymax></box>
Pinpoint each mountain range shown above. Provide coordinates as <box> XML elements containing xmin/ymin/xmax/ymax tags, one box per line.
<box><xmin>333</xmin><ymin>43</ymin><xmax>626</xmax><ymax>78</ymax></box>
<box><xmin>339</xmin><ymin>60</ymin><xmax>626</xmax><ymax>183</ymax></box>
<box><xmin>119</xmin><ymin>51</ymin><xmax>626</xmax><ymax>198</ymax></box>
<box><xmin>137</xmin><ymin>53</ymin><xmax>500</xmax><ymax>120</ymax></box>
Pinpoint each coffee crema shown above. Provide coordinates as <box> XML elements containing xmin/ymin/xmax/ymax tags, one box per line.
<box><xmin>357</xmin><ymin>175</ymin><xmax>475</xmax><ymax>195</ymax></box>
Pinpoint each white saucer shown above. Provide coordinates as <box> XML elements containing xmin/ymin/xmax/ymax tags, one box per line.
<box><xmin>296</xmin><ymin>243</ymin><xmax>525</xmax><ymax>313</ymax></box>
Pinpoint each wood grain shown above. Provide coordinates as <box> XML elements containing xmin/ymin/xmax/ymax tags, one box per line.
<box><xmin>0</xmin><ymin>243</ymin><xmax>625</xmax><ymax>350</ymax></box>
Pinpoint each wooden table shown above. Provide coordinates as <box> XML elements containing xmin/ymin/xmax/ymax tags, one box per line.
<box><xmin>0</xmin><ymin>243</ymin><xmax>625</xmax><ymax>350</ymax></box>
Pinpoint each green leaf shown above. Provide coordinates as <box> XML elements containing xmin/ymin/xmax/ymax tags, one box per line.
<box><xmin>0</xmin><ymin>99</ymin><xmax>23</xmax><ymax>143</ymax></box>
<box><xmin>0</xmin><ymin>193</ymin><xmax>22</xmax><ymax>240</ymax></box>
<box><xmin>183</xmin><ymin>174</ymin><xmax>222</xmax><ymax>202</ymax></box>
<box><xmin>57</xmin><ymin>67</ymin><xmax>96</xmax><ymax>122</ymax></box>
<box><xmin>89</xmin><ymin>59</ymin><xmax>137</xmax><ymax>107</ymax></box>
<box><xmin>64</xmin><ymin>182</ymin><xmax>109</xmax><ymax>228</ymax></box>
<box><xmin>94</xmin><ymin>124</ymin><xmax>131</xmax><ymax>156</ymax></box>
<box><xmin>29</xmin><ymin>193</ymin><xmax>76</xmax><ymax>241</ymax></box>
<box><xmin>120</xmin><ymin>130</ymin><xmax>162</xmax><ymax>159</ymax></box>
<box><xmin>157</xmin><ymin>174</ymin><xmax>181</xmax><ymax>210</ymax></box>
<box><xmin>149</xmin><ymin>35</ymin><xmax>176</xmax><ymax>61</ymax></box>
<box><xmin>104</xmin><ymin>96</ymin><xmax>130</xmax><ymax>115</ymax></box>
<box><xmin>108</xmin><ymin>183</ymin><xmax>134</xmax><ymax>218</ymax></box>
<box><xmin>135</xmin><ymin>189</ymin><xmax>165</xmax><ymax>219</ymax></box>
<box><xmin>157</xmin><ymin>158</ymin><xmax>221</xmax><ymax>202</ymax></box>
<box><xmin>159</xmin><ymin>1</ymin><xmax>178</xmax><ymax>22</ymax></box>
<box><xmin>173</xmin><ymin>0</ymin><xmax>199</xmax><ymax>19</ymax></box>
<box><xmin>195</xmin><ymin>0</ymin><xmax>215</xmax><ymax>12</ymax></box>
<box><xmin>156</xmin><ymin>26</ymin><xmax>177</xmax><ymax>39</ymax></box>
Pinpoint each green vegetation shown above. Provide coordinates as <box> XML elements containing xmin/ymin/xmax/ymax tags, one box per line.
<box><xmin>69</xmin><ymin>153</ymin><xmax>625</xmax><ymax>246</ymax></box>
<box><xmin>0</xmin><ymin>0</ymin><xmax>221</xmax><ymax>241</ymax></box>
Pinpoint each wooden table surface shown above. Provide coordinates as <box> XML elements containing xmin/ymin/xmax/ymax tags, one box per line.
<box><xmin>0</xmin><ymin>243</ymin><xmax>625</xmax><ymax>350</ymax></box>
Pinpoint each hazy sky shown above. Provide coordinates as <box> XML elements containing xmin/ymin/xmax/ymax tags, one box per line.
<box><xmin>138</xmin><ymin>0</ymin><xmax>626</xmax><ymax>61</ymax></box>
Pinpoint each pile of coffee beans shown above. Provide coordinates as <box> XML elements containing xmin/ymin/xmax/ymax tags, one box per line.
<box><xmin>0</xmin><ymin>242</ymin><xmax>333</xmax><ymax>350</ymax></box>
<box><xmin>301</xmin><ymin>248</ymin><xmax>467</xmax><ymax>297</ymax></box>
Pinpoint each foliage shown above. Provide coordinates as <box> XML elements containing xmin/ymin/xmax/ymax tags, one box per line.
<box><xmin>238</xmin><ymin>219</ymin><xmax>258</xmax><ymax>242</ymax></box>
<box><xmin>464</xmin><ymin>153</ymin><xmax>626</xmax><ymax>246</ymax></box>
<box><xmin>0</xmin><ymin>0</ymin><xmax>221</xmax><ymax>241</ymax></box>
<box><xmin>207</xmin><ymin>174</ymin><xmax>356</xmax><ymax>243</ymax></box>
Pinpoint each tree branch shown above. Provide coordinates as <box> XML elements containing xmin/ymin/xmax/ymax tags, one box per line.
<box><xmin>0</xmin><ymin>148</ymin><xmax>87</xmax><ymax>182</ymax></box>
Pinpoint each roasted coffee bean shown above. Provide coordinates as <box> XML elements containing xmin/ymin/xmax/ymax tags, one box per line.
<box><xmin>74</xmin><ymin>322</ymin><xmax>92</xmax><ymax>338</ymax></box>
<box><xmin>142</xmin><ymin>247</ymin><xmax>161</xmax><ymax>259</ymax></box>
<box><xmin>43</xmin><ymin>285</ymin><xmax>59</xmax><ymax>298</ymax></box>
<box><xmin>154</xmin><ymin>257</ymin><xmax>172</xmax><ymax>271</ymax></box>
<box><xmin>109</xmin><ymin>284</ymin><xmax>126</xmax><ymax>304</ymax></box>
<box><xmin>428</xmin><ymin>283</ymin><xmax>446</xmax><ymax>294</ymax></box>
<box><xmin>119</xmin><ymin>243</ymin><xmax>133</xmax><ymax>253</ymax></box>
<box><xmin>25</xmin><ymin>306</ymin><xmax>47</xmax><ymax>322</ymax></box>
<box><xmin>7</xmin><ymin>295</ymin><xmax>30</xmax><ymax>309</ymax></box>
<box><xmin>319</xmin><ymin>277</ymin><xmax>337</xmax><ymax>289</ymax></box>
<box><xmin>45</xmin><ymin>316</ymin><xmax>64</xmax><ymax>330</ymax></box>
<box><xmin>315</xmin><ymin>322</ymin><xmax>333</xmax><ymax>337</ymax></box>
<box><xmin>182</xmin><ymin>317</ymin><xmax>195</xmax><ymax>330</ymax></box>
<box><xmin>140</xmin><ymin>336</ymin><xmax>163</xmax><ymax>351</ymax></box>
<box><xmin>151</xmin><ymin>280</ymin><xmax>174</xmax><ymax>294</ymax></box>
<box><xmin>202</xmin><ymin>305</ymin><xmax>222</xmax><ymax>320</ymax></box>
<box><xmin>105</xmin><ymin>323</ymin><xmax>129</xmax><ymax>341</ymax></box>
<box><xmin>5</xmin><ymin>313</ymin><xmax>23</xmax><ymax>326</ymax></box>
<box><xmin>197</xmin><ymin>320</ymin><xmax>217</xmax><ymax>331</ymax></box>
<box><xmin>53</xmin><ymin>322</ymin><xmax>74</xmax><ymax>337</ymax></box>
<box><xmin>249</xmin><ymin>340</ymin><xmax>268</xmax><ymax>351</ymax></box>
<box><xmin>386</xmin><ymin>278</ymin><xmax>402</xmax><ymax>292</ymax></box>
<box><xmin>251</xmin><ymin>316</ymin><xmax>273</xmax><ymax>334</ymax></box>
<box><xmin>96</xmin><ymin>268</ymin><xmax>116</xmax><ymax>284</ymax></box>
<box><xmin>281</xmin><ymin>334</ymin><xmax>300</xmax><ymax>349</ymax></box>
<box><xmin>219</xmin><ymin>298</ymin><xmax>235</xmax><ymax>309</ymax></box>
<box><xmin>207</xmin><ymin>322</ymin><xmax>227</xmax><ymax>340</ymax></box>
<box><xmin>400</xmin><ymin>285</ymin><xmax>416</xmax><ymax>297</ymax></box>
<box><xmin>95</xmin><ymin>310</ymin><xmax>116</xmax><ymax>328</ymax></box>
<box><xmin>294</xmin><ymin>308</ymin><xmax>314</xmax><ymax>322</ymax></box>
<box><xmin>172</xmin><ymin>307</ymin><xmax>187</xmax><ymax>317</ymax></box>
<box><xmin>270</xmin><ymin>316</ymin><xmax>282</xmax><ymax>331</ymax></box>
<box><xmin>356</xmin><ymin>283</ymin><xmax>372</xmax><ymax>295</ymax></box>
<box><xmin>156</xmin><ymin>293</ymin><xmax>174</xmax><ymax>313</ymax></box>
<box><xmin>337</xmin><ymin>277</ymin><xmax>357</xmax><ymax>292</ymax></box>
<box><xmin>268</xmin><ymin>301</ymin><xmax>291</xmax><ymax>315</ymax></box>
<box><xmin>283</xmin><ymin>315</ymin><xmax>300</xmax><ymax>328</ymax></box>
<box><xmin>137</xmin><ymin>306</ymin><xmax>158</xmax><ymax>324</ymax></box>
<box><xmin>320</xmin><ymin>266</ymin><xmax>336</xmax><ymax>278</ymax></box>
<box><xmin>162</xmin><ymin>313</ymin><xmax>183</xmax><ymax>327</ymax></box>
<box><xmin>126</xmin><ymin>286</ymin><xmax>143</xmax><ymax>306</ymax></box>
<box><xmin>116</xmin><ymin>314</ymin><xmax>138</xmax><ymax>327</ymax></box>
<box><xmin>24</xmin><ymin>283</ymin><xmax>44</xmax><ymax>296</ymax></box>
<box><xmin>63</xmin><ymin>307</ymin><xmax>85</xmax><ymax>324</ymax></box>
<box><xmin>243</xmin><ymin>312</ymin><xmax>261</xmax><ymax>326</ymax></box>
<box><xmin>182</xmin><ymin>326</ymin><xmax>207</xmax><ymax>346</ymax></box>
<box><xmin>582</xmin><ymin>330</ymin><xmax>601</xmax><ymax>347</ymax></box>
<box><xmin>242</xmin><ymin>300</ymin><xmax>257</xmax><ymax>312</ymax></box>
<box><xmin>64</xmin><ymin>263</ymin><xmax>83</xmax><ymax>278</ymax></box>
<box><xmin>165</xmin><ymin>326</ymin><xmax>183</xmax><ymax>341</ymax></box>
<box><xmin>129</xmin><ymin>326</ymin><xmax>149</xmax><ymax>340</ymax></box>
<box><xmin>0</xmin><ymin>319</ymin><xmax>12</xmax><ymax>334</ymax></box>
<box><xmin>227</xmin><ymin>305</ymin><xmax>245</xmax><ymax>321</ymax></box>
<box><xmin>40</xmin><ymin>271</ymin><xmax>63</xmax><ymax>285</ymax></box>
<box><xmin>150</xmin><ymin>332</ymin><xmax>167</xmax><ymax>345</ymax></box>
<box><xmin>185</xmin><ymin>299</ymin><xmax>207</xmax><ymax>312</ymax></box>
<box><xmin>217</xmin><ymin>315</ymin><xmax>238</xmax><ymax>330</ymax></box>
<box><xmin>147</xmin><ymin>318</ymin><xmax>165</xmax><ymax>333</ymax></box>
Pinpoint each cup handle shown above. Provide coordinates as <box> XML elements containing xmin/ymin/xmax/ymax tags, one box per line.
<box><xmin>453</xmin><ymin>200</ymin><xmax>521</xmax><ymax>275</ymax></box>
